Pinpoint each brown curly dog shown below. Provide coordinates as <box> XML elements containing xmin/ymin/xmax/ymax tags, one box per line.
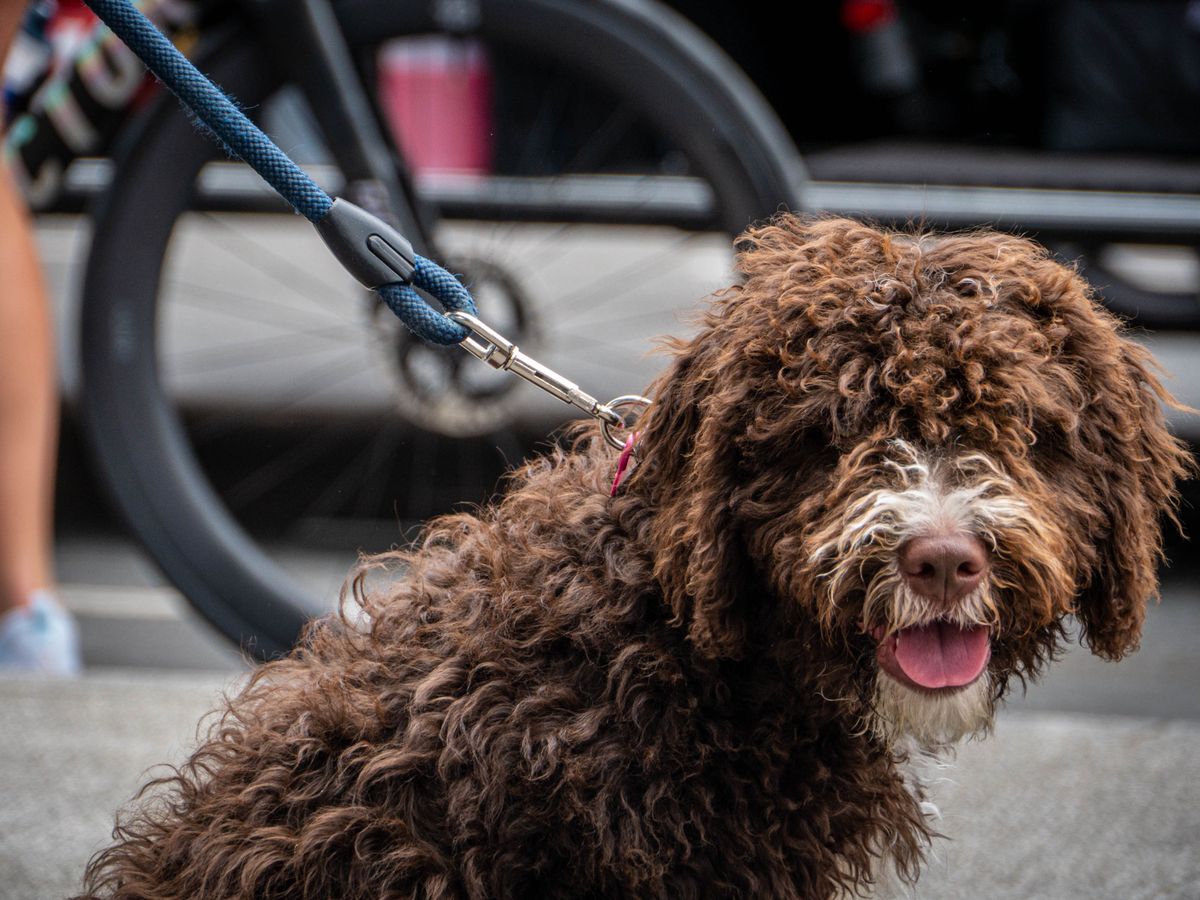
<box><xmin>79</xmin><ymin>216</ymin><xmax>1191</xmax><ymax>899</ymax></box>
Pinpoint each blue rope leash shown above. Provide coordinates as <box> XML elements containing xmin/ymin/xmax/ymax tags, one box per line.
<box><xmin>82</xmin><ymin>0</ymin><xmax>475</xmax><ymax>345</ymax></box>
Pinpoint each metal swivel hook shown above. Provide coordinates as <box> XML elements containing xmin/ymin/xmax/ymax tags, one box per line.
<box><xmin>445</xmin><ymin>311</ymin><xmax>650</xmax><ymax>449</ymax></box>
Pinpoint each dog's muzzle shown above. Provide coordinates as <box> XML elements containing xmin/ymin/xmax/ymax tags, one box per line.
<box><xmin>874</xmin><ymin>531</ymin><xmax>993</xmax><ymax>691</ymax></box>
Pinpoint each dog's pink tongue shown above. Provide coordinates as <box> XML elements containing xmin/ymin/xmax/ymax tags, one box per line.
<box><xmin>893</xmin><ymin>622</ymin><xmax>990</xmax><ymax>689</ymax></box>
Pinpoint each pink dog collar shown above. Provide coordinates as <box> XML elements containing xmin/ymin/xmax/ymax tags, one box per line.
<box><xmin>609</xmin><ymin>433</ymin><xmax>640</xmax><ymax>496</ymax></box>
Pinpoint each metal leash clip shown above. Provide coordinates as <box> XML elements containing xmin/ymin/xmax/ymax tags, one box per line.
<box><xmin>446</xmin><ymin>311</ymin><xmax>650</xmax><ymax>450</ymax></box>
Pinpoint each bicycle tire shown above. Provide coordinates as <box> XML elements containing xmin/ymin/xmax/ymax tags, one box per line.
<box><xmin>80</xmin><ymin>0</ymin><xmax>805</xmax><ymax>659</ymax></box>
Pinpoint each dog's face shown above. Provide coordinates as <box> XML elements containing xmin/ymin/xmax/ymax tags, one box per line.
<box><xmin>634</xmin><ymin>217</ymin><xmax>1190</xmax><ymax>747</ymax></box>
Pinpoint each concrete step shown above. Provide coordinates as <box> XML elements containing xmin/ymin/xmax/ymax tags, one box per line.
<box><xmin>61</xmin><ymin>583</ymin><xmax>246</xmax><ymax>672</ymax></box>
<box><xmin>0</xmin><ymin>673</ymin><xmax>1196</xmax><ymax>899</ymax></box>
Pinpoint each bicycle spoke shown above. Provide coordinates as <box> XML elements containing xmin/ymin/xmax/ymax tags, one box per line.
<box><xmin>217</xmin><ymin>348</ymin><xmax>402</xmax><ymax>512</ymax></box>
<box><xmin>548</xmin><ymin>328</ymin><xmax>664</xmax><ymax>356</ymax></box>
<box><xmin>194</xmin><ymin>212</ymin><xmax>352</xmax><ymax>307</ymax></box>
<box><xmin>554</xmin><ymin>305</ymin><xmax>683</xmax><ymax>339</ymax></box>
<box><xmin>299</xmin><ymin>417</ymin><xmax>410</xmax><ymax>523</ymax></box>
<box><xmin>223</xmin><ymin>421</ymin><xmax>345</xmax><ymax>510</ymax></box>
<box><xmin>302</xmin><ymin>426</ymin><xmax>391</xmax><ymax>521</ymax></box>
<box><xmin>353</xmin><ymin>421</ymin><xmax>407</xmax><ymax>518</ymax></box>
<box><xmin>271</xmin><ymin>345</ymin><xmax>390</xmax><ymax>414</ymax></box>
<box><xmin>562</xmin><ymin>103</ymin><xmax>638</xmax><ymax>174</ymax></box>
<box><xmin>480</xmin><ymin>64</ymin><xmax>644</xmax><ymax>271</ymax></box>
<box><xmin>165</xmin><ymin>276</ymin><xmax>348</xmax><ymax>328</ymax></box>
<box><xmin>168</xmin><ymin>323</ymin><xmax>368</xmax><ymax>375</ymax></box>
<box><xmin>180</xmin><ymin>347</ymin><xmax>372</xmax><ymax>448</ymax></box>
<box><xmin>550</xmin><ymin>232</ymin><xmax>704</xmax><ymax>327</ymax></box>
<box><xmin>515</xmin><ymin>74</ymin><xmax>572</xmax><ymax>176</ymax></box>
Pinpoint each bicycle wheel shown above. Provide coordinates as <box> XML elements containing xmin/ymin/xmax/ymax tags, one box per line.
<box><xmin>80</xmin><ymin>0</ymin><xmax>804</xmax><ymax>658</ymax></box>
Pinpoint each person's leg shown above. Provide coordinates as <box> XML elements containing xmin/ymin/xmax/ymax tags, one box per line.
<box><xmin>0</xmin><ymin>0</ymin><xmax>22</xmax><ymax>54</ymax></box>
<box><xmin>0</xmin><ymin>167</ymin><xmax>57</xmax><ymax>612</ymax></box>
<box><xmin>0</xmin><ymin>0</ymin><xmax>79</xmax><ymax>674</ymax></box>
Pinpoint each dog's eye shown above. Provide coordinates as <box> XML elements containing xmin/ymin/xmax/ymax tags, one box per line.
<box><xmin>1029</xmin><ymin>423</ymin><xmax>1075</xmax><ymax>466</ymax></box>
<box><xmin>956</xmin><ymin>278</ymin><xmax>980</xmax><ymax>296</ymax></box>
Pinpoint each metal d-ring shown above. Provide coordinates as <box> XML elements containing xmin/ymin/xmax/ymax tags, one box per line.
<box><xmin>600</xmin><ymin>394</ymin><xmax>652</xmax><ymax>451</ymax></box>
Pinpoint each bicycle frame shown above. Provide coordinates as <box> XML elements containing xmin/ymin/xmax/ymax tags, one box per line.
<box><xmin>246</xmin><ymin>0</ymin><xmax>432</xmax><ymax>252</ymax></box>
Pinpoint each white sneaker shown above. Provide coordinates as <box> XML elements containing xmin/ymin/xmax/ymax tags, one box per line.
<box><xmin>0</xmin><ymin>591</ymin><xmax>82</xmax><ymax>677</ymax></box>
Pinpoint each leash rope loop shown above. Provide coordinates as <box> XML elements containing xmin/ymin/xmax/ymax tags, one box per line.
<box><xmin>82</xmin><ymin>0</ymin><xmax>475</xmax><ymax>345</ymax></box>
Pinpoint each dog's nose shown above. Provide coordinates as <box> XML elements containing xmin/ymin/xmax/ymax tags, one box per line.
<box><xmin>899</xmin><ymin>533</ymin><xmax>988</xmax><ymax>604</ymax></box>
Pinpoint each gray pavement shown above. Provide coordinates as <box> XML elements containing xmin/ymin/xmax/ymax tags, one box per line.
<box><xmin>2</xmin><ymin>673</ymin><xmax>1197</xmax><ymax>900</ymax></box>
<box><xmin>0</xmin><ymin>672</ymin><xmax>232</xmax><ymax>900</ymax></box>
<box><xmin>881</xmin><ymin>713</ymin><xmax>1200</xmax><ymax>900</ymax></box>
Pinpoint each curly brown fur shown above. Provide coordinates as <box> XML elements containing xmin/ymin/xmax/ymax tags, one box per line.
<box><xmin>78</xmin><ymin>216</ymin><xmax>1192</xmax><ymax>899</ymax></box>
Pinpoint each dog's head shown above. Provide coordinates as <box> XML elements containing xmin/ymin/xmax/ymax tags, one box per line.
<box><xmin>629</xmin><ymin>216</ymin><xmax>1191</xmax><ymax>745</ymax></box>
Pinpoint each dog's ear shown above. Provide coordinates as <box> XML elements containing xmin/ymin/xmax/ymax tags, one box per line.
<box><xmin>630</xmin><ymin>215</ymin><xmax>871</xmax><ymax>661</ymax></box>
<box><xmin>1071</xmin><ymin>334</ymin><xmax>1192</xmax><ymax>660</ymax></box>
<box><xmin>633</xmin><ymin>331</ymin><xmax>756</xmax><ymax>661</ymax></box>
<box><xmin>946</xmin><ymin>242</ymin><xmax>1193</xmax><ymax>659</ymax></box>
<box><xmin>1004</xmin><ymin>252</ymin><xmax>1192</xmax><ymax>659</ymax></box>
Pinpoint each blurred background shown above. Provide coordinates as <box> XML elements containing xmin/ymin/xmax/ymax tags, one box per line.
<box><xmin>3</xmin><ymin>0</ymin><xmax>1200</xmax><ymax>896</ymax></box>
<box><xmin>22</xmin><ymin>0</ymin><xmax>1200</xmax><ymax>664</ymax></box>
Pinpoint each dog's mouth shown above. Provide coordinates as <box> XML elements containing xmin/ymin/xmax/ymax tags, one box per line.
<box><xmin>873</xmin><ymin>619</ymin><xmax>991</xmax><ymax>692</ymax></box>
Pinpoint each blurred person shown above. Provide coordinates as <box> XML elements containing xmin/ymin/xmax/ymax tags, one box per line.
<box><xmin>0</xmin><ymin>0</ymin><xmax>80</xmax><ymax>675</ymax></box>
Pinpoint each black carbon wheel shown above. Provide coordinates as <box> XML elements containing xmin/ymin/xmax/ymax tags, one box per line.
<box><xmin>80</xmin><ymin>0</ymin><xmax>804</xmax><ymax>657</ymax></box>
